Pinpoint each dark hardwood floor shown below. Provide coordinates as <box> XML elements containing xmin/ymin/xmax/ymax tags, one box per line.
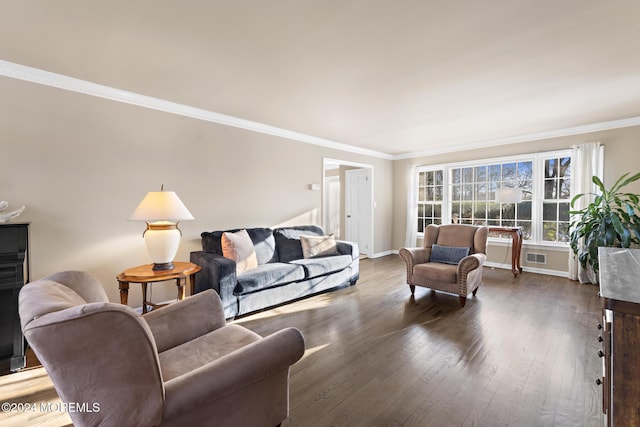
<box><xmin>0</xmin><ymin>255</ymin><xmax>603</xmax><ymax>427</ymax></box>
<box><xmin>238</xmin><ymin>255</ymin><xmax>603</xmax><ymax>427</ymax></box>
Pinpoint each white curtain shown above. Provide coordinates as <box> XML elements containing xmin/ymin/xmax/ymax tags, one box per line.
<box><xmin>568</xmin><ymin>142</ymin><xmax>604</xmax><ymax>283</ymax></box>
<box><xmin>405</xmin><ymin>165</ymin><xmax>418</xmax><ymax>247</ymax></box>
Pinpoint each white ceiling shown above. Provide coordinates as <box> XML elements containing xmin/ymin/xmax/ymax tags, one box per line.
<box><xmin>2</xmin><ymin>1</ymin><xmax>640</xmax><ymax>158</ymax></box>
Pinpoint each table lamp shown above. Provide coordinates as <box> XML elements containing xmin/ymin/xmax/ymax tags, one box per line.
<box><xmin>495</xmin><ymin>187</ymin><xmax>523</xmax><ymax>204</ymax></box>
<box><xmin>130</xmin><ymin>187</ymin><xmax>194</xmax><ymax>270</ymax></box>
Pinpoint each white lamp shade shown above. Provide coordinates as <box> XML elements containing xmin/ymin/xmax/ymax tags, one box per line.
<box><xmin>495</xmin><ymin>187</ymin><xmax>523</xmax><ymax>204</ymax></box>
<box><xmin>129</xmin><ymin>191</ymin><xmax>194</xmax><ymax>222</ymax></box>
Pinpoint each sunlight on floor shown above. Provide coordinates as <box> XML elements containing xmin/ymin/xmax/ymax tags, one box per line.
<box><xmin>233</xmin><ymin>295</ymin><xmax>335</xmax><ymax>323</ymax></box>
<box><xmin>300</xmin><ymin>343</ymin><xmax>331</xmax><ymax>361</ymax></box>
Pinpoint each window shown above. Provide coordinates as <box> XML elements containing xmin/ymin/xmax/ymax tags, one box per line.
<box><xmin>541</xmin><ymin>155</ymin><xmax>572</xmax><ymax>243</ymax></box>
<box><xmin>416</xmin><ymin>169</ymin><xmax>443</xmax><ymax>232</ymax></box>
<box><xmin>415</xmin><ymin>150</ymin><xmax>572</xmax><ymax>246</ymax></box>
<box><xmin>450</xmin><ymin>161</ymin><xmax>533</xmax><ymax>238</ymax></box>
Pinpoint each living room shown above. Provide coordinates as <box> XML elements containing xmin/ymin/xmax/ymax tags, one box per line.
<box><xmin>2</xmin><ymin>1</ymin><xmax>640</xmax><ymax>426</ymax></box>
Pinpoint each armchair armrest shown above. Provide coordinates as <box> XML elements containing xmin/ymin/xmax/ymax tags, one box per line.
<box><xmin>457</xmin><ymin>253</ymin><xmax>486</xmax><ymax>277</ymax></box>
<box><xmin>399</xmin><ymin>247</ymin><xmax>430</xmax><ymax>267</ymax></box>
<box><xmin>144</xmin><ymin>290</ymin><xmax>226</xmax><ymax>353</ymax></box>
<box><xmin>163</xmin><ymin>327</ymin><xmax>305</xmax><ymax>418</ymax></box>
<box><xmin>190</xmin><ymin>251</ymin><xmax>238</xmax><ymax>318</ymax></box>
<box><xmin>399</xmin><ymin>247</ymin><xmax>431</xmax><ymax>284</ymax></box>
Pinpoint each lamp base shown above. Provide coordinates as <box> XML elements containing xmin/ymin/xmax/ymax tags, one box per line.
<box><xmin>152</xmin><ymin>262</ymin><xmax>175</xmax><ymax>271</ymax></box>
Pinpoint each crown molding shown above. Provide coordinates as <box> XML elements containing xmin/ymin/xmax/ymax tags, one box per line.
<box><xmin>392</xmin><ymin>116</ymin><xmax>640</xmax><ymax>160</ymax></box>
<box><xmin>1</xmin><ymin>60</ymin><xmax>638</xmax><ymax>162</ymax></box>
<box><xmin>0</xmin><ymin>60</ymin><xmax>394</xmax><ymax>160</ymax></box>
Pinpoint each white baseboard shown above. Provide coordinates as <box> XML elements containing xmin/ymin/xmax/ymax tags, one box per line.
<box><xmin>484</xmin><ymin>261</ymin><xmax>569</xmax><ymax>278</ymax></box>
<box><xmin>369</xmin><ymin>250</ymin><xmax>398</xmax><ymax>258</ymax></box>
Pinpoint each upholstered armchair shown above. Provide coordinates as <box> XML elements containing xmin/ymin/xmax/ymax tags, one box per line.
<box><xmin>399</xmin><ymin>224</ymin><xmax>488</xmax><ymax>307</ymax></box>
<box><xmin>18</xmin><ymin>271</ymin><xmax>305</xmax><ymax>427</ymax></box>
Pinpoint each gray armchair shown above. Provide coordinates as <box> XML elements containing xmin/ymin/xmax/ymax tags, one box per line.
<box><xmin>399</xmin><ymin>224</ymin><xmax>488</xmax><ymax>306</ymax></box>
<box><xmin>18</xmin><ymin>271</ymin><xmax>305</xmax><ymax>427</ymax></box>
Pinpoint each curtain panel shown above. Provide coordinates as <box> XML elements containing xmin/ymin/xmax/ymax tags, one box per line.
<box><xmin>405</xmin><ymin>165</ymin><xmax>418</xmax><ymax>247</ymax></box>
<box><xmin>568</xmin><ymin>142</ymin><xmax>604</xmax><ymax>283</ymax></box>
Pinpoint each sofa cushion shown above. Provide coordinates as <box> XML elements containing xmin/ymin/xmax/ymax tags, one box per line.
<box><xmin>430</xmin><ymin>244</ymin><xmax>470</xmax><ymax>265</ymax></box>
<box><xmin>300</xmin><ymin>234</ymin><xmax>339</xmax><ymax>259</ymax></box>
<box><xmin>158</xmin><ymin>324</ymin><xmax>261</xmax><ymax>381</ymax></box>
<box><xmin>235</xmin><ymin>263</ymin><xmax>306</xmax><ymax>295</ymax></box>
<box><xmin>202</xmin><ymin>228</ymin><xmax>278</xmax><ymax>264</ymax></box>
<box><xmin>274</xmin><ymin>226</ymin><xmax>325</xmax><ymax>262</ymax></box>
<box><xmin>413</xmin><ymin>262</ymin><xmax>457</xmax><ymax>284</ymax></box>
<box><xmin>222</xmin><ymin>229</ymin><xmax>258</xmax><ymax>274</ymax></box>
<box><xmin>290</xmin><ymin>254</ymin><xmax>353</xmax><ymax>279</ymax></box>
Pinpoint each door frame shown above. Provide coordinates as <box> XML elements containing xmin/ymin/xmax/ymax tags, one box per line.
<box><xmin>322</xmin><ymin>157</ymin><xmax>374</xmax><ymax>256</ymax></box>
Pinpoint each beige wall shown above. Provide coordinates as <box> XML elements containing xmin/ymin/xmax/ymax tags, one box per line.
<box><xmin>3</xmin><ymin>70</ymin><xmax>639</xmax><ymax>306</ymax></box>
<box><xmin>392</xmin><ymin>125</ymin><xmax>640</xmax><ymax>273</ymax></box>
<box><xmin>0</xmin><ymin>77</ymin><xmax>393</xmax><ymax>307</ymax></box>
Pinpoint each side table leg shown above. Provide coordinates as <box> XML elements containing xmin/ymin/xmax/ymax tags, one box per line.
<box><xmin>119</xmin><ymin>281</ymin><xmax>129</xmax><ymax>306</ymax></box>
<box><xmin>510</xmin><ymin>231</ymin><xmax>518</xmax><ymax>277</ymax></box>
<box><xmin>176</xmin><ymin>277</ymin><xmax>186</xmax><ymax>301</ymax></box>
<box><xmin>141</xmin><ymin>282</ymin><xmax>148</xmax><ymax>314</ymax></box>
<box><xmin>189</xmin><ymin>273</ymin><xmax>196</xmax><ymax>296</ymax></box>
<box><xmin>515</xmin><ymin>229</ymin><xmax>523</xmax><ymax>273</ymax></box>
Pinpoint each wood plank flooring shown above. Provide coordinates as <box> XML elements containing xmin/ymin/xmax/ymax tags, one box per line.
<box><xmin>0</xmin><ymin>255</ymin><xmax>603</xmax><ymax>427</ymax></box>
<box><xmin>238</xmin><ymin>256</ymin><xmax>603</xmax><ymax>427</ymax></box>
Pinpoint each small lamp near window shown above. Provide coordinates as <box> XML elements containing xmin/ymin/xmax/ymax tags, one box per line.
<box><xmin>129</xmin><ymin>187</ymin><xmax>194</xmax><ymax>270</ymax></box>
<box><xmin>495</xmin><ymin>187</ymin><xmax>523</xmax><ymax>204</ymax></box>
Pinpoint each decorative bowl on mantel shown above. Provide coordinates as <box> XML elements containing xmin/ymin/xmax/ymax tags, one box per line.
<box><xmin>0</xmin><ymin>201</ymin><xmax>26</xmax><ymax>223</ymax></box>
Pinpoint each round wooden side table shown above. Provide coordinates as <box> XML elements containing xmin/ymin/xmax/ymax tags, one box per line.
<box><xmin>117</xmin><ymin>261</ymin><xmax>201</xmax><ymax>313</ymax></box>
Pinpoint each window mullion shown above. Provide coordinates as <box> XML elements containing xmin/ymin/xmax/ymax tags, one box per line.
<box><xmin>443</xmin><ymin>165</ymin><xmax>451</xmax><ymax>224</ymax></box>
<box><xmin>531</xmin><ymin>154</ymin><xmax>543</xmax><ymax>243</ymax></box>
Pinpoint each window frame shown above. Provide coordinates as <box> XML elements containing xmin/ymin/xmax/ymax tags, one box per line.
<box><xmin>415</xmin><ymin>167</ymin><xmax>445</xmax><ymax>232</ymax></box>
<box><xmin>415</xmin><ymin>149</ymin><xmax>572</xmax><ymax>248</ymax></box>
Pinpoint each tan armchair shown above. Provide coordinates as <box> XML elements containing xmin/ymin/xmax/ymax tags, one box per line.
<box><xmin>18</xmin><ymin>271</ymin><xmax>305</xmax><ymax>427</ymax></box>
<box><xmin>399</xmin><ymin>224</ymin><xmax>488</xmax><ymax>307</ymax></box>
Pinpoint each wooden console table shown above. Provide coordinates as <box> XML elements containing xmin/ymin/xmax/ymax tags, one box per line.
<box><xmin>117</xmin><ymin>262</ymin><xmax>200</xmax><ymax>313</ymax></box>
<box><xmin>488</xmin><ymin>226</ymin><xmax>523</xmax><ymax>277</ymax></box>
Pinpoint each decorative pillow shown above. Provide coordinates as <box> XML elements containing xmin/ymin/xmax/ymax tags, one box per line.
<box><xmin>221</xmin><ymin>229</ymin><xmax>258</xmax><ymax>275</ymax></box>
<box><xmin>300</xmin><ymin>234</ymin><xmax>339</xmax><ymax>259</ymax></box>
<box><xmin>430</xmin><ymin>244</ymin><xmax>470</xmax><ymax>265</ymax></box>
<box><xmin>274</xmin><ymin>226</ymin><xmax>324</xmax><ymax>262</ymax></box>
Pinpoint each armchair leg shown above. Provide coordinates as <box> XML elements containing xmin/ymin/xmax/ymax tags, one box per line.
<box><xmin>409</xmin><ymin>285</ymin><xmax>415</xmax><ymax>295</ymax></box>
<box><xmin>472</xmin><ymin>287</ymin><xmax>479</xmax><ymax>296</ymax></box>
<box><xmin>459</xmin><ymin>296</ymin><xmax>466</xmax><ymax>307</ymax></box>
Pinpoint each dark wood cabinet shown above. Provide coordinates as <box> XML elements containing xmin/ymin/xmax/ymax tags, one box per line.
<box><xmin>598</xmin><ymin>247</ymin><xmax>640</xmax><ymax>426</ymax></box>
<box><xmin>0</xmin><ymin>222</ymin><xmax>29</xmax><ymax>374</ymax></box>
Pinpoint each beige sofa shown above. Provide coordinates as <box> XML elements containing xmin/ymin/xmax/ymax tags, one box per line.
<box><xmin>19</xmin><ymin>271</ymin><xmax>305</xmax><ymax>427</ymax></box>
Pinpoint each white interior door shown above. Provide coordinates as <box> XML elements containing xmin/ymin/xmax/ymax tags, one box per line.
<box><xmin>323</xmin><ymin>175</ymin><xmax>341</xmax><ymax>237</ymax></box>
<box><xmin>345</xmin><ymin>168</ymin><xmax>373</xmax><ymax>256</ymax></box>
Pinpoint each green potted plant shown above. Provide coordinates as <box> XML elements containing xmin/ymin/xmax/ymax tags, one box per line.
<box><xmin>569</xmin><ymin>172</ymin><xmax>640</xmax><ymax>278</ymax></box>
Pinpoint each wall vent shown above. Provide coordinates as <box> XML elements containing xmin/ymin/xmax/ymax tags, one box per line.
<box><xmin>526</xmin><ymin>252</ymin><xmax>547</xmax><ymax>264</ymax></box>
